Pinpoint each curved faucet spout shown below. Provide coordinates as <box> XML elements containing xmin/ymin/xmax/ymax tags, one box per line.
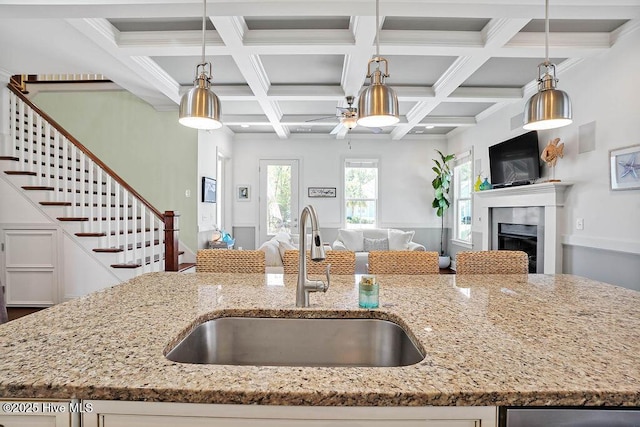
<box><xmin>296</xmin><ymin>205</ymin><xmax>329</xmax><ymax>307</ymax></box>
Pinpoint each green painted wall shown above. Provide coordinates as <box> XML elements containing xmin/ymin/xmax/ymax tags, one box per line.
<box><xmin>32</xmin><ymin>90</ymin><xmax>199</xmax><ymax>250</ymax></box>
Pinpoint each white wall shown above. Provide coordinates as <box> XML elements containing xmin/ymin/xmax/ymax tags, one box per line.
<box><xmin>232</xmin><ymin>134</ymin><xmax>448</xmax><ymax>246</ymax></box>
<box><xmin>197</xmin><ymin>127</ymin><xmax>234</xmax><ymax>249</ymax></box>
<box><xmin>447</xmin><ymin>27</ymin><xmax>640</xmax><ymax>286</ymax></box>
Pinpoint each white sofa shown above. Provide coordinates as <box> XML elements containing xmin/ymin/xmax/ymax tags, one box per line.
<box><xmin>332</xmin><ymin>228</ymin><xmax>425</xmax><ymax>274</ymax></box>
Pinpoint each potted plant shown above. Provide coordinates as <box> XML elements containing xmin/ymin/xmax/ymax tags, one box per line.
<box><xmin>432</xmin><ymin>149</ymin><xmax>455</xmax><ymax>268</ymax></box>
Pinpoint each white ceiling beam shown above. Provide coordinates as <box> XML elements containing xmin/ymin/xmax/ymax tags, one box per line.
<box><xmin>392</xmin><ymin>17</ymin><xmax>530</xmax><ymax>140</ymax></box>
<box><xmin>66</xmin><ymin>18</ymin><xmax>182</xmax><ymax>106</ymax></box>
<box><xmin>340</xmin><ymin>15</ymin><xmax>378</xmax><ymax>98</ymax></box>
<box><xmin>211</xmin><ymin>15</ymin><xmax>290</xmax><ymax>138</ymax></box>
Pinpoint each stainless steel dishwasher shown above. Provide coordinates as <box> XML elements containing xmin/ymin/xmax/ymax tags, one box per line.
<box><xmin>501</xmin><ymin>407</ymin><xmax>640</xmax><ymax>426</ymax></box>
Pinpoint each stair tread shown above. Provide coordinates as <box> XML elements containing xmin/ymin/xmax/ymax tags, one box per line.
<box><xmin>4</xmin><ymin>170</ymin><xmax>37</xmax><ymax>176</ymax></box>
<box><xmin>0</xmin><ymin>156</ymin><xmax>19</xmax><ymax>161</ymax></box>
<box><xmin>22</xmin><ymin>185</ymin><xmax>54</xmax><ymax>190</ymax></box>
<box><xmin>178</xmin><ymin>263</ymin><xmax>196</xmax><ymax>272</ymax></box>
<box><xmin>58</xmin><ymin>217</ymin><xmax>89</xmax><ymax>221</ymax></box>
<box><xmin>75</xmin><ymin>232</ymin><xmax>107</xmax><ymax>237</ymax></box>
<box><xmin>40</xmin><ymin>201</ymin><xmax>72</xmax><ymax>206</ymax></box>
<box><xmin>111</xmin><ymin>263</ymin><xmax>142</xmax><ymax>269</ymax></box>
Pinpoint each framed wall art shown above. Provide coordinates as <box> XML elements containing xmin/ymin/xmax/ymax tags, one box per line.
<box><xmin>609</xmin><ymin>145</ymin><xmax>640</xmax><ymax>190</ymax></box>
<box><xmin>236</xmin><ymin>185</ymin><xmax>251</xmax><ymax>201</ymax></box>
<box><xmin>308</xmin><ymin>187</ymin><xmax>336</xmax><ymax>198</ymax></box>
<box><xmin>202</xmin><ymin>176</ymin><xmax>216</xmax><ymax>203</ymax></box>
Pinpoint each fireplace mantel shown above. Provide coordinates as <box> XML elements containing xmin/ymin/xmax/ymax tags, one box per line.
<box><xmin>474</xmin><ymin>182</ymin><xmax>573</xmax><ymax>274</ymax></box>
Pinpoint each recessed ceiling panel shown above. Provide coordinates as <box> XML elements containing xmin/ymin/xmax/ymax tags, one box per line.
<box><xmin>245</xmin><ymin>16</ymin><xmax>350</xmax><ymax>30</ymax></box>
<box><xmin>109</xmin><ymin>18</ymin><xmax>214</xmax><ymax>32</ymax></box>
<box><xmin>399</xmin><ymin>101</ymin><xmax>415</xmax><ymax>116</ymax></box>
<box><xmin>384</xmin><ymin>56</ymin><xmax>456</xmax><ymax>86</ymax></box>
<box><xmin>153</xmin><ymin>55</ymin><xmax>245</xmax><ymax>85</ymax></box>
<box><xmin>383</xmin><ymin>17</ymin><xmax>490</xmax><ymax>32</ymax></box>
<box><xmin>430</xmin><ymin>102</ymin><xmax>494</xmax><ymax>117</ymax></box>
<box><xmin>221</xmin><ymin>101</ymin><xmax>265</xmax><ymax>115</ymax></box>
<box><xmin>409</xmin><ymin>126</ymin><xmax>455</xmax><ymax>135</ymax></box>
<box><xmin>279</xmin><ymin>100</ymin><xmax>341</xmax><ymax>115</ymax></box>
<box><xmin>521</xmin><ymin>19</ymin><xmax>628</xmax><ymax>33</ymax></box>
<box><xmin>261</xmin><ymin>55</ymin><xmax>343</xmax><ymax>85</ymax></box>
<box><xmin>461</xmin><ymin>57</ymin><xmax>565</xmax><ymax>87</ymax></box>
<box><xmin>227</xmin><ymin>125</ymin><xmax>275</xmax><ymax>134</ymax></box>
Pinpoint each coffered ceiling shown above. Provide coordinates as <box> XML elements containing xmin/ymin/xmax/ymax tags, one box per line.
<box><xmin>1</xmin><ymin>1</ymin><xmax>639</xmax><ymax>140</ymax></box>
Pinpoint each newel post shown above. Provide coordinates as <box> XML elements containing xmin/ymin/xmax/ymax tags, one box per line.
<box><xmin>164</xmin><ymin>211</ymin><xmax>180</xmax><ymax>271</ymax></box>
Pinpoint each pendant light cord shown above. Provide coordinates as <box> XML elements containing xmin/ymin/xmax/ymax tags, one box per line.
<box><xmin>201</xmin><ymin>0</ymin><xmax>206</xmax><ymax>64</ymax></box>
<box><xmin>375</xmin><ymin>0</ymin><xmax>380</xmax><ymax>57</ymax></box>
<box><xmin>544</xmin><ymin>0</ymin><xmax>549</xmax><ymax>65</ymax></box>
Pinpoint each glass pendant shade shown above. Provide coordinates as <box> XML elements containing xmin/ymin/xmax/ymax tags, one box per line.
<box><xmin>357</xmin><ymin>61</ymin><xmax>399</xmax><ymax>127</ymax></box>
<box><xmin>179</xmin><ymin>72</ymin><xmax>222</xmax><ymax>130</ymax></box>
<box><xmin>341</xmin><ymin>115</ymin><xmax>358</xmax><ymax>130</ymax></box>
<box><xmin>523</xmin><ymin>66</ymin><xmax>572</xmax><ymax>130</ymax></box>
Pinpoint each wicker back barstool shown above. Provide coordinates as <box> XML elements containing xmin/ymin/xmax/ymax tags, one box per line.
<box><xmin>455</xmin><ymin>250</ymin><xmax>529</xmax><ymax>274</ymax></box>
<box><xmin>282</xmin><ymin>250</ymin><xmax>356</xmax><ymax>275</ymax></box>
<box><xmin>367</xmin><ymin>251</ymin><xmax>440</xmax><ymax>275</ymax></box>
<box><xmin>196</xmin><ymin>249</ymin><xmax>265</xmax><ymax>273</ymax></box>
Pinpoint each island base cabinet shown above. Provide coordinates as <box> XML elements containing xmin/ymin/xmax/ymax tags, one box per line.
<box><xmin>83</xmin><ymin>401</ymin><xmax>497</xmax><ymax>427</ymax></box>
<box><xmin>0</xmin><ymin>400</ymin><xmax>74</xmax><ymax>427</ymax></box>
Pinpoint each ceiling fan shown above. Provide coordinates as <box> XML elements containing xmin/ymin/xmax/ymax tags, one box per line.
<box><xmin>306</xmin><ymin>96</ymin><xmax>382</xmax><ymax>135</ymax></box>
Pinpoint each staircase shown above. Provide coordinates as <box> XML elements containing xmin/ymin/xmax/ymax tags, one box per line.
<box><xmin>1</xmin><ymin>83</ymin><xmax>193</xmax><ymax>282</ymax></box>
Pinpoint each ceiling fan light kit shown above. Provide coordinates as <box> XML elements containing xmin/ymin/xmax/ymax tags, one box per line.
<box><xmin>179</xmin><ymin>0</ymin><xmax>222</xmax><ymax>130</ymax></box>
<box><xmin>523</xmin><ymin>0</ymin><xmax>572</xmax><ymax>131</ymax></box>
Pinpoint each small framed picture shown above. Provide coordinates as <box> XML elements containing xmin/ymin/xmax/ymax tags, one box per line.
<box><xmin>308</xmin><ymin>187</ymin><xmax>336</xmax><ymax>198</ymax></box>
<box><xmin>202</xmin><ymin>176</ymin><xmax>216</xmax><ymax>203</ymax></box>
<box><xmin>236</xmin><ymin>185</ymin><xmax>251</xmax><ymax>201</ymax></box>
<box><xmin>609</xmin><ymin>145</ymin><xmax>640</xmax><ymax>190</ymax></box>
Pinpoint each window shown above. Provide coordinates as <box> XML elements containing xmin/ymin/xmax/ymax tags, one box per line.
<box><xmin>344</xmin><ymin>159</ymin><xmax>378</xmax><ymax>229</ymax></box>
<box><xmin>453</xmin><ymin>152</ymin><xmax>472</xmax><ymax>244</ymax></box>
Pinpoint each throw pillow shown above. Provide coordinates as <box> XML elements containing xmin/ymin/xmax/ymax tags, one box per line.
<box><xmin>337</xmin><ymin>229</ymin><xmax>364</xmax><ymax>252</ymax></box>
<box><xmin>278</xmin><ymin>240</ymin><xmax>298</xmax><ymax>262</ymax></box>
<box><xmin>363</xmin><ymin>237</ymin><xmax>389</xmax><ymax>251</ymax></box>
<box><xmin>258</xmin><ymin>240</ymin><xmax>283</xmax><ymax>267</ymax></box>
<box><xmin>388</xmin><ymin>229</ymin><xmax>415</xmax><ymax>250</ymax></box>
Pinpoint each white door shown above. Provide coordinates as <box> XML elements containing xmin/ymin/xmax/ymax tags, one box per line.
<box><xmin>2</xmin><ymin>229</ymin><xmax>59</xmax><ymax>306</ymax></box>
<box><xmin>259</xmin><ymin>159</ymin><xmax>299</xmax><ymax>245</ymax></box>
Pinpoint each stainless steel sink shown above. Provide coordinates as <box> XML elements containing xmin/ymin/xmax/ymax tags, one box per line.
<box><xmin>166</xmin><ymin>317</ymin><xmax>424</xmax><ymax>367</ymax></box>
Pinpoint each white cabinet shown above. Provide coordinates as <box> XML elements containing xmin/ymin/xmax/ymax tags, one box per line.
<box><xmin>0</xmin><ymin>400</ymin><xmax>73</xmax><ymax>427</ymax></box>
<box><xmin>83</xmin><ymin>401</ymin><xmax>497</xmax><ymax>427</ymax></box>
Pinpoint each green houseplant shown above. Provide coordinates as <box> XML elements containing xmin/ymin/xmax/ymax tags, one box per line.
<box><xmin>432</xmin><ymin>149</ymin><xmax>455</xmax><ymax>268</ymax></box>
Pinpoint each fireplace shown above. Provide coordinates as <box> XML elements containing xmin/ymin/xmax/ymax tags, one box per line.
<box><xmin>491</xmin><ymin>207</ymin><xmax>544</xmax><ymax>273</ymax></box>
<box><xmin>474</xmin><ymin>182</ymin><xmax>571</xmax><ymax>274</ymax></box>
<box><xmin>497</xmin><ymin>223</ymin><xmax>538</xmax><ymax>273</ymax></box>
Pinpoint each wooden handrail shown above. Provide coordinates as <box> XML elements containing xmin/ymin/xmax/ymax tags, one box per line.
<box><xmin>7</xmin><ymin>83</ymin><xmax>164</xmax><ymax>220</ymax></box>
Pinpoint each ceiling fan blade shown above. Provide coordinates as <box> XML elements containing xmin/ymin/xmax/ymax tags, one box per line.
<box><xmin>336</xmin><ymin>107</ymin><xmax>350</xmax><ymax>114</ymax></box>
<box><xmin>370</xmin><ymin>127</ymin><xmax>383</xmax><ymax>134</ymax></box>
<box><xmin>305</xmin><ymin>116</ymin><xmax>337</xmax><ymax>122</ymax></box>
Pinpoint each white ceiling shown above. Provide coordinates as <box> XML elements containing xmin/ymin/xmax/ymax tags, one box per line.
<box><xmin>0</xmin><ymin>0</ymin><xmax>638</xmax><ymax>140</ymax></box>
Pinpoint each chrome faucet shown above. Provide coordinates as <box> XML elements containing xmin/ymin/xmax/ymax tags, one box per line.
<box><xmin>296</xmin><ymin>205</ymin><xmax>330</xmax><ymax>307</ymax></box>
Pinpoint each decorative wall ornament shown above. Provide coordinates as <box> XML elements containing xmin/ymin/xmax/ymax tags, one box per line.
<box><xmin>610</xmin><ymin>145</ymin><xmax>640</xmax><ymax>190</ymax></box>
<box><xmin>308</xmin><ymin>187</ymin><xmax>336</xmax><ymax>198</ymax></box>
<box><xmin>541</xmin><ymin>137</ymin><xmax>565</xmax><ymax>182</ymax></box>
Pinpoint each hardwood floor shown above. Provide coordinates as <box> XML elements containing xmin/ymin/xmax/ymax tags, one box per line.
<box><xmin>7</xmin><ymin>307</ymin><xmax>44</xmax><ymax>321</ymax></box>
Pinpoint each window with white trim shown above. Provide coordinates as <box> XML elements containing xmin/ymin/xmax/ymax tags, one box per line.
<box><xmin>344</xmin><ymin>159</ymin><xmax>378</xmax><ymax>229</ymax></box>
<box><xmin>453</xmin><ymin>152</ymin><xmax>472</xmax><ymax>244</ymax></box>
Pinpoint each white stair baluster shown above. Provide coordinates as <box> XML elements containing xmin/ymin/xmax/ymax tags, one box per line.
<box><xmin>35</xmin><ymin>115</ymin><xmax>43</xmax><ymax>184</ymax></box>
<box><xmin>70</xmin><ymin>145</ymin><xmax>77</xmax><ymax>217</ymax></box>
<box><xmin>122</xmin><ymin>189</ymin><xmax>129</xmax><ymax>265</ymax></box>
<box><xmin>18</xmin><ymin>99</ymin><xmax>26</xmax><ymax>169</ymax></box>
<box><xmin>106</xmin><ymin>175</ymin><xmax>113</xmax><ymax>248</ymax></box>
<box><xmin>97</xmin><ymin>169</ymin><xmax>103</xmax><ymax>235</ymax></box>
<box><xmin>44</xmin><ymin>123</ymin><xmax>52</xmax><ymax>189</ymax></box>
<box><xmin>9</xmin><ymin>92</ymin><xmax>17</xmax><ymax>158</ymax></box>
<box><xmin>61</xmin><ymin>136</ymin><xmax>69</xmax><ymax>201</ymax></box>
<box><xmin>87</xmin><ymin>159</ymin><xmax>95</xmax><ymax>232</ymax></box>
<box><xmin>140</xmin><ymin>205</ymin><xmax>147</xmax><ymax>273</ymax></box>
<box><xmin>114</xmin><ymin>182</ymin><xmax>121</xmax><ymax>251</ymax></box>
<box><xmin>27</xmin><ymin>107</ymin><xmax>34</xmax><ymax>172</ymax></box>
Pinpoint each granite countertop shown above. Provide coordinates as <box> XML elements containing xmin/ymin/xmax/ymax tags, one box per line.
<box><xmin>0</xmin><ymin>272</ymin><xmax>638</xmax><ymax>406</ymax></box>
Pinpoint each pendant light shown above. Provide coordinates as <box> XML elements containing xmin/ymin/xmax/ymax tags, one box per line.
<box><xmin>523</xmin><ymin>0</ymin><xmax>572</xmax><ymax>130</ymax></box>
<box><xmin>178</xmin><ymin>0</ymin><xmax>222</xmax><ymax>130</ymax></box>
<box><xmin>357</xmin><ymin>0</ymin><xmax>399</xmax><ymax>127</ymax></box>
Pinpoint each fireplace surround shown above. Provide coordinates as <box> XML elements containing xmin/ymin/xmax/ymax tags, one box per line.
<box><xmin>474</xmin><ymin>182</ymin><xmax>572</xmax><ymax>274</ymax></box>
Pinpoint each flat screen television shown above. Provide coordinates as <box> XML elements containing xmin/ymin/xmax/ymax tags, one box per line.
<box><xmin>489</xmin><ymin>130</ymin><xmax>541</xmax><ymax>188</ymax></box>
